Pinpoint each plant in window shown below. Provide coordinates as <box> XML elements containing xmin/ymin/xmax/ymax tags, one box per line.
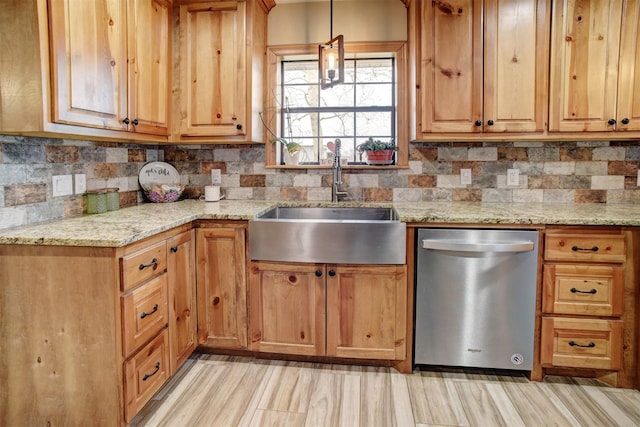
<box><xmin>356</xmin><ymin>137</ymin><xmax>397</xmax><ymax>165</ymax></box>
<box><xmin>259</xmin><ymin>102</ymin><xmax>303</xmax><ymax>165</ymax></box>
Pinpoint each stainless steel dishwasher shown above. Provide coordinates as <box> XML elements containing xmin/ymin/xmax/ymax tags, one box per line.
<box><xmin>414</xmin><ymin>228</ymin><xmax>539</xmax><ymax>371</ymax></box>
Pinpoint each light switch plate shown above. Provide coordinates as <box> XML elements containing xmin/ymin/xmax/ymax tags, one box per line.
<box><xmin>637</xmin><ymin>170</ymin><xmax>640</xmax><ymax>187</ymax></box>
<box><xmin>52</xmin><ymin>175</ymin><xmax>73</xmax><ymax>197</ymax></box>
<box><xmin>75</xmin><ymin>174</ymin><xmax>86</xmax><ymax>194</ymax></box>
<box><xmin>211</xmin><ymin>169</ymin><xmax>222</xmax><ymax>185</ymax></box>
<box><xmin>507</xmin><ymin>169</ymin><xmax>520</xmax><ymax>186</ymax></box>
<box><xmin>460</xmin><ymin>169</ymin><xmax>472</xmax><ymax>185</ymax></box>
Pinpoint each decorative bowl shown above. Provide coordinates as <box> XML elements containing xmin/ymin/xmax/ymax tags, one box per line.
<box><xmin>142</xmin><ymin>184</ymin><xmax>184</xmax><ymax>203</ymax></box>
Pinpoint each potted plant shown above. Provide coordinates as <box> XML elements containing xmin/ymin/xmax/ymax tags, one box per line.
<box><xmin>356</xmin><ymin>137</ymin><xmax>397</xmax><ymax>165</ymax></box>
<box><xmin>271</xmin><ymin>137</ymin><xmax>303</xmax><ymax>165</ymax></box>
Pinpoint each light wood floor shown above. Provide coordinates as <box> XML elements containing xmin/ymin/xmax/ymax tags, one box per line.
<box><xmin>131</xmin><ymin>354</ymin><xmax>640</xmax><ymax>427</ymax></box>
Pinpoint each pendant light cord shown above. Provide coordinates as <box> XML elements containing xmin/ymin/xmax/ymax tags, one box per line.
<box><xmin>330</xmin><ymin>0</ymin><xmax>333</xmax><ymax>40</ymax></box>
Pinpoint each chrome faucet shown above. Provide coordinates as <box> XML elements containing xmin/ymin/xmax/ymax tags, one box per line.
<box><xmin>332</xmin><ymin>139</ymin><xmax>348</xmax><ymax>202</ymax></box>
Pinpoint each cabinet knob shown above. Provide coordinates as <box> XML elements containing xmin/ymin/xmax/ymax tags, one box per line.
<box><xmin>474</xmin><ymin>120</ymin><xmax>482</xmax><ymax>127</ymax></box>
<box><xmin>487</xmin><ymin>120</ymin><xmax>494</xmax><ymax>126</ymax></box>
<box><xmin>315</xmin><ymin>270</ymin><xmax>322</xmax><ymax>277</ymax></box>
<box><xmin>132</xmin><ymin>118</ymin><xmax>139</xmax><ymax>126</ymax></box>
<box><xmin>328</xmin><ymin>270</ymin><xmax>336</xmax><ymax>277</ymax></box>
<box><xmin>621</xmin><ymin>118</ymin><xmax>630</xmax><ymax>125</ymax></box>
<box><xmin>170</xmin><ymin>245</ymin><xmax>178</xmax><ymax>253</ymax></box>
<box><xmin>236</xmin><ymin>124</ymin><xmax>243</xmax><ymax>130</ymax></box>
<box><xmin>608</xmin><ymin>118</ymin><xmax>616</xmax><ymax>125</ymax></box>
<box><xmin>123</xmin><ymin>117</ymin><xmax>130</xmax><ymax>125</ymax></box>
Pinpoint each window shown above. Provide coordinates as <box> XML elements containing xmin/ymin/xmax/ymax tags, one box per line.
<box><xmin>280</xmin><ymin>58</ymin><xmax>395</xmax><ymax>165</ymax></box>
<box><xmin>264</xmin><ymin>43</ymin><xmax>408</xmax><ymax>168</ymax></box>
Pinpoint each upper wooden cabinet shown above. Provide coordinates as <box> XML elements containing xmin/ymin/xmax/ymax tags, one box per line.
<box><xmin>417</xmin><ymin>0</ymin><xmax>549</xmax><ymax>135</ymax></box>
<box><xmin>549</xmin><ymin>0</ymin><xmax>640</xmax><ymax>132</ymax></box>
<box><xmin>0</xmin><ymin>0</ymin><xmax>170</xmax><ymax>141</ymax></box>
<box><xmin>49</xmin><ymin>0</ymin><xmax>171</xmax><ymax>136</ymax></box>
<box><xmin>176</xmin><ymin>0</ymin><xmax>268</xmax><ymax>142</ymax></box>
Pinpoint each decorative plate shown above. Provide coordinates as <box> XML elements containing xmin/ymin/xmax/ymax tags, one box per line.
<box><xmin>139</xmin><ymin>161</ymin><xmax>181</xmax><ymax>187</ymax></box>
<box><xmin>138</xmin><ymin>162</ymin><xmax>184</xmax><ymax>203</ymax></box>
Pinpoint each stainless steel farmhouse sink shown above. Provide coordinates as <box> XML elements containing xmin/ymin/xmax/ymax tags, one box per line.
<box><xmin>249</xmin><ymin>206</ymin><xmax>406</xmax><ymax>264</ymax></box>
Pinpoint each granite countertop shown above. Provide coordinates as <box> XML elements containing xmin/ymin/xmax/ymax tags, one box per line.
<box><xmin>0</xmin><ymin>200</ymin><xmax>639</xmax><ymax>247</ymax></box>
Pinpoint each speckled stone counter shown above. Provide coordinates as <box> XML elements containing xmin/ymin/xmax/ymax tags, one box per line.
<box><xmin>0</xmin><ymin>200</ymin><xmax>639</xmax><ymax>247</ymax></box>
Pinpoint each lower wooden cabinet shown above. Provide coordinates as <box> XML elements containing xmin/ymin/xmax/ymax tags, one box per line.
<box><xmin>540</xmin><ymin>317</ymin><xmax>623</xmax><ymax>371</ymax></box>
<box><xmin>249</xmin><ymin>261</ymin><xmax>407</xmax><ymax>360</ymax></box>
<box><xmin>0</xmin><ymin>224</ymin><xmax>196</xmax><ymax>426</ymax></box>
<box><xmin>167</xmin><ymin>230</ymin><xmax>197</xmax><ymax>373</ymax></box>
<box><xmin>123</xmin><ymin>330</ymin><xmax>170</xmax><ymax>422</ymax></box>
<box><xmin>539</xmin><ymin>227</ymin><xmax>636</xmax><ymax>388</ymax></box>
<box><xmin>196</xmin><ymin>222</ymin><xmax>248</xmax><ymax>349</ymax></box>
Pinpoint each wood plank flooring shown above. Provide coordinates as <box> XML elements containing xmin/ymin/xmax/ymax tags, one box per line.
<box><xmin>131</xmin><ymin>354</ymin><xmax>640</xmax><ymax>427</ymax></box>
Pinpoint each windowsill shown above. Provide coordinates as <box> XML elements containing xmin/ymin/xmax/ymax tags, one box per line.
<box><xmin>265</xmin><ymin>164</ymin><xmax>409</xmax><ymax>170</ymax></box>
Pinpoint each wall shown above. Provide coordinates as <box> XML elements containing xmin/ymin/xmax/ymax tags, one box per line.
<box><xmin>267</xmin><ymin>0</ymin><xmax>407</xmax><ymax>45</ymax></box>
<box><xmin>1</xmin><ymin>135</ymin><xmax>639</xmax><ymax>230</ymax></box>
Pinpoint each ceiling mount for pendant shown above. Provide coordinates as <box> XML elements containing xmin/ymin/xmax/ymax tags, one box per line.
<box><xmin>318</xmin><ymin>0</ymin><xmax>344</xmax><ymax>89</ymax></box>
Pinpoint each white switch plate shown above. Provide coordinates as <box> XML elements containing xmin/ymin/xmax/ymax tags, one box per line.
<box><xmin>52</xmin><ymin>175</ymin><xmax>73</xmax><ymax>197</ymax></box>
<box><xmin>75</xmin><ymin>174</ymin><xmax>87</xmax><ymax>194</ymax></box>
<box><xmin>460</xmin><ymin>169</ymin><xmax>472</xmax><ymax>185</ymax></box>
<box><xmin>637</xmin><ymin>170</ymin><xmax>640</xmax><ymax>187</ymax></box>
<box><xmin>211</xmin><ymin>169</ymin><xmax>222</xmax><ymax>185</ymax></box>
<box><xmin>507</xmin><ymin>169</ymin><xmax>520</xmax><ymax>186</ymax></box>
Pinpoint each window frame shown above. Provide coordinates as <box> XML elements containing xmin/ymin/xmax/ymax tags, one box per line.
<box><xmin>264</xmin><ymin>42</ymin><xmax>409</xmax><ymax>168</ymax></box>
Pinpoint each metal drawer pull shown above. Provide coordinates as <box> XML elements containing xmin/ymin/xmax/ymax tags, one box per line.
<box><xmin>571</xmin><ymin>245</ymin><xmax>599</xmax><ymax>252</ymax></box>
<box><xmin>139</xmin><ymin>258</ymin><xmax>158</xmax><ymax>270</ymax></box>
<box><xmin>140</xmin><ymin>304</ymin><xmax>158</xmax><ymax>319</ymax></box>
<box><xmin>569</xmin><ymin>341</ymin><xmax>596</xmax><ymax>348</ymax></box>
<box><xmin>142</xmin><ymin>362</ymin><xmax>160</xmax><ymax>381</ymax></box>
<box><xmin>570</xmin><ymin>288</ymin><xmax>597</xmax><ymax>295</ymax></box>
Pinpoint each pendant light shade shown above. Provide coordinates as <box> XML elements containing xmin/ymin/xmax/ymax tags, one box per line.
<box><xmin>319</xmin><ymin>0</ymin><xmax>344</xmax><ymax>89</ymax></box>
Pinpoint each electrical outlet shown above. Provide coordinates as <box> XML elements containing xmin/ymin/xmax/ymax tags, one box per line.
<box><xmin>74</xmin><ymin>174</ymin><xmax>86</xmax><ymax>195</ymax></box>
<box><xmin>211</xmin><ymin>169</ymin><xmax>222</xmax><ymax>185</ymax></box>
<box><xmin>460</xmin><ymin>169</ymin><xmax>472</xmax><ymax>185</ymax></box>
<box><xmin>507</xmin><ymin>169</ymin><xmax>520</xmax><ymax>186</ymax></box>
<box><xmin>52</xmin><ymin>175</ymin><xmax>73</xmax><ymax>197</ymax></box>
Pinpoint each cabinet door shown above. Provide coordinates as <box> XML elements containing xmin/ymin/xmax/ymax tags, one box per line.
<box><xmin>326</xmin><ymin>265</ymin><xmax>406</xmax><ymax>360</ymax></box>
<box><xmin>167</xmin><ymin>230</ymin><xmax>196</xmax><ymax>374</ymax></box>
<box><xmin>549</xmin><ymin>0</ymin><xmax>623</xmax><ymax>132</ymax></box>
<box><xmin>421</xmin><ymin>0</ymin><xmax>483</xmax><ymax>133</ymax></box>
<box><xmin>249</xmin><ymin>261</ymin><xmax>326</xmax><ymax>356</ymax></box>
<box><xmin>196</xmin><ymin>225</ymin><xmax>247</xmax><ymax>349</ymax></box>
<box><xmin>483</xmin><ymin>0</ymin><xmax>549</xmax><ymax>132</ymax></box>
<box><xmin>49</xmin><ymin>0</ymin><xmax>127</xmax><ymax>130</ymax></box>
<box><xmin>127</xmin><ymin>0</ymin><xmax>171</xmax><ymax>135</ymax></box>
<box><xmin>179</xmin><ymin>1</ymin><xmax>247</xmax><ymax>137</ymax></box>
<box><xmin>616</xmin><ymin>0</ymin><xmax>640</xmax><ymax>131</ymax></box>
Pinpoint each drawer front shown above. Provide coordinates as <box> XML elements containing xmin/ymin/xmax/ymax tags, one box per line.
<box><xmin>124</xmin><ymin>329</ymin><xmax>170</xmax><ymax>423</ymax></box>
<box><xmin>540</xmin><ymin>317</ymin><xmax>623</xmax><ymax>370</ymax></box>
<box><xmin>122</xmin><ymin>274</ymin><xmax>169</xmax><ymax>357</ymax></box>
<box><xmin>542</xmin><ymin>264</ymin><xmax>625</xmax><ymax>316</ymax></box>
<box><xmin>121</xmin><ymin>241</ymin><xmax>167</xmax><ymax>292</ymax></box>
<box><xmin>544</xmin><ymin>234</ymin><xmax>625</xmax><ymax>263</ymax></box>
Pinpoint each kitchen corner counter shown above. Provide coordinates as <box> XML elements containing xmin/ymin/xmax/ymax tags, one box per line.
<box><xmin>1</xmin><ymin>200</ymin><xmax>639</xmax><ymax>247</ymax></box>
<box><xmin>0</xmin><ymin>200</ymin><xmax>275</xmax><ymax>247</ymax></box>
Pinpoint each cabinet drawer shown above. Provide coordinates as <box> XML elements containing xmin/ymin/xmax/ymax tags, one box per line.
<box><xmin>124</xmin><ymin>329</ymin><xmax>170</xmax><ymax>423</ymax></box>
<box><xmin>122</xmin><ymin>274</ymin><xmax>168</xmax><ymax>357</ymax></box>
<box><xmin>121</xmin><ymin>241</ymin><xmax>167</xmax><ymax>292</ymax></box>
<box><xmin>544</xmin><ymin>234</ymin><xmax>625</xmax><ymax>263</ymax></box>
<box><xmin>541</xmin><ymin>317</ymin><xmax>623</xmax><ymax>371</ymax></box>
<box><xmin>542</xmin><ymin>264</ymin><xmax>625</xmax><ymax>316</ymax></box>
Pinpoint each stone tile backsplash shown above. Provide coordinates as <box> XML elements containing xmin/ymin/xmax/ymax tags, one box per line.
<box><xmin>0</xmin><ymin>135</ymin><xmax>639</xmax><ymax>229</ymax></box>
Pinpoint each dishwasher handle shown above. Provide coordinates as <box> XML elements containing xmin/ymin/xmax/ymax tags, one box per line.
<box><xmin>421</xmin><ymin>239</ymin><xmax>535</xmax><ymax>253</ymax></box>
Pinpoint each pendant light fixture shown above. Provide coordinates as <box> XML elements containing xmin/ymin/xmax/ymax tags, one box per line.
<box><xmin>319</xmin><ymin>0</ymin><xmax>344</xmax><ymax>89</ymax></box>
